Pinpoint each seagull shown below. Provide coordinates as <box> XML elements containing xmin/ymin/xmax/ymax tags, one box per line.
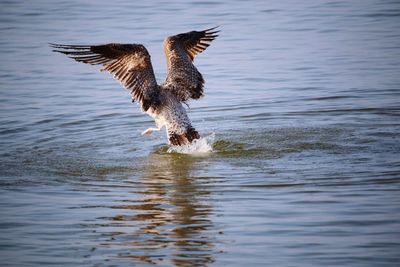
<box><xmin>50</xmin><ymin>27</ymin><xmax>219</xmax><ymax>146</ymax></box>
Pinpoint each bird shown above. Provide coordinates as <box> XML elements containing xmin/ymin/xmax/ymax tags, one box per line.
<box><xmin>50</xmin><ymin>27</ymin><xmax>219</xmax><ymax>146</ymax></box>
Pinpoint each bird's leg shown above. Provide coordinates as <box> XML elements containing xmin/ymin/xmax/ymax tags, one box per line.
<box><xmin>142</xmin><ymin>117</ymin><xmax>164</xmax><ymax>135</ymax></box>
<box><xmin>142</xmin><ymin>127</ymin><xmax>161</xmax><ymax>135</ymax></box>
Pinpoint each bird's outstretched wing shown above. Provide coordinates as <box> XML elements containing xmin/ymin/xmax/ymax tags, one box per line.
<box><xmin>163</xmin><ymin>26</ymin><xmax>219</xmax><ymax>102</ymax></box>
<box><xmin>50</xmin><ymin>43</ymin><xmax>160</xmax><ymax>111</ymax></box>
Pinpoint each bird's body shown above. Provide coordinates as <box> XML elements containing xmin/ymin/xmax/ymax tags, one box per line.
<box><xmin>50</xmin><ymin>27</ymin><xmax>218</xmax><ymax>145</ymax></box>
<box><xmin>144</xmin><ymin>89</ymin><xmax>200</xmax><ymax>145</ymax></box>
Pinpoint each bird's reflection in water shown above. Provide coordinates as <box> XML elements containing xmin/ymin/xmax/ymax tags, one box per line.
<box><xmin>109</xmin><ymin>152</ymin><xmax>216</xmax><ymax>266</ymax></box>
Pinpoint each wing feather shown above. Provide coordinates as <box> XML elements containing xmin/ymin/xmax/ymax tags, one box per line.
<box><xmin>50</xmin><ymin>43</ymin><xmax>160</xmax><ymax>111</ymax></box>
<box><xmin>163</xmin><ymin>26</ymin><xmax>219</xmax><ymax>102</ymax></box>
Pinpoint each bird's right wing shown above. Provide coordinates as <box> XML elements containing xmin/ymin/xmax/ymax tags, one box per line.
<box><xmin>163</xmin><ymin>27</ymin><xmax>219</xmax><ymax>102</ymax></box>
<box><xmin>50</xmin><ymin>43</ymin><xmax>160</xmax><ymax>111</ymax></box>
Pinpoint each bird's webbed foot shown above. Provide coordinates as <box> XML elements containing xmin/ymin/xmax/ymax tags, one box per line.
<box><xmin>142</xmin><ymin>127</ymin><xmax>161</xmax><ymax>135</ymax></box>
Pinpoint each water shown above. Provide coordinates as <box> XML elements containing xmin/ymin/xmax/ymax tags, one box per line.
<box><xmin>1</xmin><ymin>0</ymin><xmax>400</xmax><ymax>266</ymax></box>
<box><xmin>167</xmin><ymin>133</ymin><xmax>215</xmax><ymax>154</ymax></box>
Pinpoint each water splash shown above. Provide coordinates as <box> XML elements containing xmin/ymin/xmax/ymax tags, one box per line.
<box><xmin>167</xmin><ymin>133</ymin><xmax>215</xmax><ymax>154</ymax></box>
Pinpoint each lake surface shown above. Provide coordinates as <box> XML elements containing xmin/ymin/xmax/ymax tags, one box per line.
<box><xmin>1</xmin><ymin>0</ymin><xmax>400</xmax><ymax>266</ymax></box>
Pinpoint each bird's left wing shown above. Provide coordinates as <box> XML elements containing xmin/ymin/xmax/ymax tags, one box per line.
<box><xmin>50</xmin><ymin>43</ymin><xmax>160</xmax><ymax>111</ymax></box>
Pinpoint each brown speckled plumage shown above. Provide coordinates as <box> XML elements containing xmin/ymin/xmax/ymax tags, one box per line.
<box><xmin>50</xmin><ymin>27</ymin><xmax>218</xmax><ymax>145</ymax></box>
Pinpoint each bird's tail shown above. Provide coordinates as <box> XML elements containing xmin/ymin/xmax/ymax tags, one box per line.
<box><xmin>168</xmin><ymin>127</ymin><xmax>200</xmax><ymax>146</ymax></box>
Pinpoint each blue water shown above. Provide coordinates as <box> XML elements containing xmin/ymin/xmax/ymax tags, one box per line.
<box><xmin>1</xmin><ymin>0</ymin><xmax>400</xmax><ymax>266</ymax></box>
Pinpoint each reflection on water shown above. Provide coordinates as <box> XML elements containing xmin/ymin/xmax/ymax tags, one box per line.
<box><xmin>107</xmin><ymin>154</ymin><xmax>216</xmax><ymax>266</ymax></box>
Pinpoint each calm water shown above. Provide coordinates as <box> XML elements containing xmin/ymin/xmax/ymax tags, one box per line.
<box><xmin>1</xmin><ymin>0</ymin><xmax>400</xmax><ymax>266</ymax></box>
